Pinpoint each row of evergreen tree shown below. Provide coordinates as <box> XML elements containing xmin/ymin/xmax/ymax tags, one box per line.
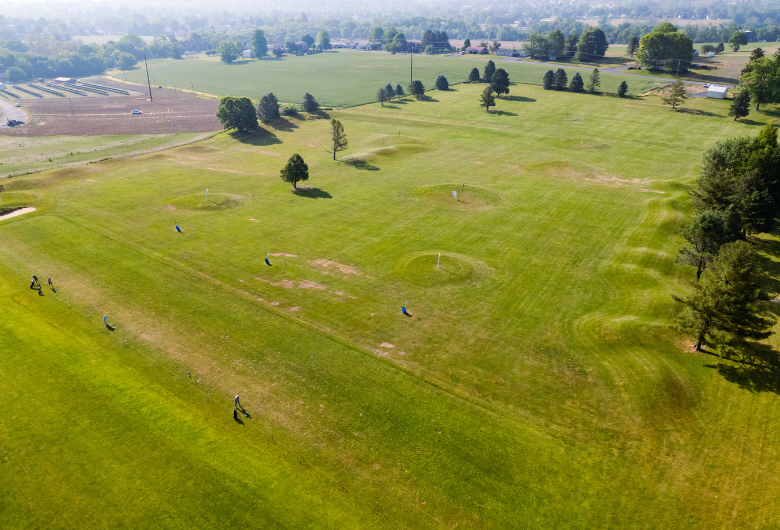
<box><xmin>675</xmin><ymin>123</ymin><xmax>780</xmax><ymax>361</ymax></box>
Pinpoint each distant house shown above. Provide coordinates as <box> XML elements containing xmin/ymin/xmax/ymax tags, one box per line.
<box><xmin>407</xmin><ymin>41</ymin><xmax>423</xmax><ymax>53</ymax></box>
<box><xmin>705</xmin><ymin>51</ymin><xmax>715</xmax><ymax>58</ymax></box>
<box><xmin>297</xmin><ymin>42</ymin><xmax>310</xmax><ymax>54</ymax></box>
<box><xmin>54</xmin><ymin>77</ymin><xmax>77</xmax><ymax>84</ymax></box>
<box><xmin>692</xmin><ymin>50</ymin><xmax>699</xmax><ymax>57</ymax></box>
<box><xmin>465</xmin><ymin>46</ymin><xmax>487</xmax><ymax>54</ymax></box>
<box><xmin>495</xmin><ymin>48</ymin><xmax>525</xmax><ymax>58</ymax></box>
<box><xmin>368</xmin><ymin>42</ymin><xmax>383</xmax><ymax>50</ymax></box>
<box><xmin>243</xmin><ymin>49</ymin><xmax>252</xmax><ymax>58</ymax></box>
<box><xmin>332</xmin><ymin>42</ymin><xmax>348</xmax><ymax>48</ymax></box>
<box><xmin>706</xmin><ymin>85</ymin><xmax>729</xmax><ymax>99</ymax></box>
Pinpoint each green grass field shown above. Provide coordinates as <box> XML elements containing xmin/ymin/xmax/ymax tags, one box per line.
<box><xmin>115</xmin><ymin>51</ymin><xmax>660</xmax><ymax>107</ymax></box>
<box><xmin>0</xmin><ymin>133</ymin><xmax>208</xmax><ymax>178</ymax></box>
<box><xmin>3</xmin><ymin>84</ymin><xmax>780</xmax><ymax>528</ymax></box>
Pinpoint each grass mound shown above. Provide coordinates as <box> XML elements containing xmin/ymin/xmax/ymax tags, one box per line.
<box><xmin>414</xmin><ymin>184</ymin><xmax>501</xmax><ymax>209</ymax></box>
<box><xmin>168</xmin><ymin>193</ymin><xmax>247</xmax><ymax>211</ymax></box>
<box><xmin>349</xmin><ymin>134</ymin><xmax>431</xmax><ymax>161</ymax></box>
<box><xmin>393</xmin><ymin>251</ymin><xmax>492</xmax><ymax>287</ymax></box>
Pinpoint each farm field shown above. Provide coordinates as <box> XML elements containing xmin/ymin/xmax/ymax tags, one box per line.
<box><xmin>0</xmin><ymin>133</ymin><xmax>209</xmax><ymax>179</ymax></box>
<box><xmin>114</xmin><ymin>51</ymin><xmax>660</xmax><ymax>107</ymax></box>
<box><xmin>3</xmin><ymin>83</ymin><xmax>780</xmax><ymax>528</ymax></box>
<box><xmin>0</xmin><ymin>83</ymin><xmax>221</xmax><ymax>138</ymax></box>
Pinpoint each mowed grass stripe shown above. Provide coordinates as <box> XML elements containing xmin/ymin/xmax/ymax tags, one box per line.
<box><xmin>0</xmin><ymin>217</ymin><xmax>632</xmax><ymax>528</ymax></box>
<box><xmin>0</xmin><ymin>273</ymin><xmax>392</xmax><ymax>530</ymax></box>
<box><xmin>3</xmin><ymin>83</ymin><xmax>780</xmax><ymax>527</ymax></box>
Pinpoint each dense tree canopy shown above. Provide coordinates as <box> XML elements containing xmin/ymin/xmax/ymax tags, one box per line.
<box><xmin>217</xmin><ymin>40</ymin><xmax>242</xmax><ymax>63</ymax></box>
<box><xmin>636</xmin><ymin>24</ymin><xmax>694</xmax><ymax>73</ymax></box>
<box><xmin>569</xmin><ymin>72</ymin><xmax>584</xmax><ymax>92</ymax></box>
<box><xmin>257</xmin><ymin>93</ymin><xmax>280</xmax><ymax>122</ymax></box>
<box><xmin>740</xmin><ymin>57</ymin><xmax>780</xmax><ymax>110</ymax></box>
<box><xmin>554</xmin><ymin>68</ymin><xmax>567</xmax><ymax>90</ymax></box>
<box><xmin>491</xmin><ymin>68</ymin><xmax>509</xmax><ymax>96</ymax></box>
<box><xmin>302</xmin><ymin>93</ymin><xmax>319</xmax><ymax>113</ymax></box>
<box><xmin>675</xmin><ymin>241</ymin><xmax>775</xmax><ymax>351</ymax></box>
<box><xmin>280</xmin><ymin>154</ymin><xmax>309</xmax><ymax>189</ymax></box>
<box><xmin>408</xmin><ymin>80</ymin><xmax>425</xmax><ymax>99</ymax></box>
<box><xmin>250</xmin><ymin>29</ymin><xmax>268</xmax><ymax>58</ymax></box>
<box><xmin>216</xmin><ymin>96</ymin><xmax>258</xmax><ymax>132</ymax></box>
<box><xmin>576</xmin><ymin>27</ymin><xmax>608</xmax><ymax>62</ymax></box>
<box><xmin>483</xmin><ymin>60</ymin><xmax>496</xmax><ymax>82</ymax></box>
<box><xmin>542</xmin><ymin>69</ymin><xmax>555</xmax><ymax>90</ymax></box>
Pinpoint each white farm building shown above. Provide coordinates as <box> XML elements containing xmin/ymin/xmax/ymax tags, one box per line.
<box><xmin>706</xmin><ymin>85</ymin><xmax>729</xmax><ymax>99</ymax></box>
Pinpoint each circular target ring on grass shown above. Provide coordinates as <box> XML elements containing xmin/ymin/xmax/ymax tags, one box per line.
<box><xmin>393</xmin><ymin>251</ymin><xmax>492</xmax><ymax>287</ymax></box>
<box><xmin>413</xmin><ymin>184</ymin><xmax>501</xmax><ymax>210</ymax></box>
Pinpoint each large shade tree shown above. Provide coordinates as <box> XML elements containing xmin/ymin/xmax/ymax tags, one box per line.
<box><xmin>636</xmin><ymin>23</ymin><xmax>694</xmax><ymax>73</ymax></box>
<box><xmin>216</xmin><ymin>96</ymin><xmax>258</xmax><ymax>132</ymax></box>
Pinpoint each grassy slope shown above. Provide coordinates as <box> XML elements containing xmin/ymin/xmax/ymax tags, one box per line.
<box><xmin>0</xmin><ymin>133</ymin><xmax>206</xmax><ymax>178</ymax></box>
<box><xmin>116</xmin><ymin>51</ymin><xmax>658</xmax><ymax>107</ymax></box>
<box><xmin>2</xmin><ymin>84</ymin><xmax>780</xmax><ymax>528</ymax></box>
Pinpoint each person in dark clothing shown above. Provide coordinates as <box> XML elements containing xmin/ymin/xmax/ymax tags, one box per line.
<box><xmin>233</xmin><ymin>409</ymin><xmax>238</xmax><ymax>420</ymax></box>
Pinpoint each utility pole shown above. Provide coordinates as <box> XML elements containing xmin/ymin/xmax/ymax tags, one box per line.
<box><xmin>143</xmin><ymin>55</ymin><xmax>153</xmax><ymax>101</ymax></box>
<box><xmin>410</xmin><ymin>45</ymin><xmax>413</xmax><ymax>84</ymax></box>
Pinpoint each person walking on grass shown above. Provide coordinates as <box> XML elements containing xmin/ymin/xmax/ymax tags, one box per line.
<box><xmin>235</xmin><ymin>395</ymin><xmax>241</xmax><ymax>409</ymax></box>
<box><xmin>47</xmin><ymin>277</ymin><xmax>54</xmax><ymax>291</ymax></box>
<box><xmin>30</xmin><ymin>275</ymin><xmax>39</xmax><ymax>289</ymax></box>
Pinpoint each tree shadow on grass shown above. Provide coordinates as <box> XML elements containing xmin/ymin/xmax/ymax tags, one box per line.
<box><xmin>293</xmin><ymin>187</ymin><xmax>332</xmax><ymax>199</ymax></box>
<box><xmin>492</xmin><ymin>110</ymin><xmax>518</xmax><ymax>116</ymax></box>
<box><xmin>389</xmin><ymin>98</ymin><xmax>409</xmax><ymax>105</ymax></box>
<box><xmin>421</xmin><ymin>96</ymin><xmax>439</xmax><ymax>102</ymax></box>
<box><xmin>706</xmin><ymin>343</ymin><xmax>780</xmax><ymax>394</ymax></box>
<box><xmin>268</xmin><ymin>118</ymin><xmax>298</xmax><ymax>132</ymax></box>
<box><xmin>504</xmin><ymin>95</ymin><xmax>536</xmax><ymax>102</ymax></box>
<box><xmin>750</xmin><ymin>236</ymin><xmax>780</xmax><ymax>294</ymax></box>
<box><xmin>229</xmin><ymin>129</ymin><xmax>281</xmax><ymax>146</ymax></box>
<box><xmin>339</xmin><ymin>158</ymin><xmax>379</xmax><ymax>171</ymax></box>
<box><xmin>737</xmin><ymin>119</ymin><xmax>766</xmax><ymax>126</ymax></box>
<box><xmin>673</xmin><ymin>107</ymin><xmax>723</xmax><ymax>118</ymax></box>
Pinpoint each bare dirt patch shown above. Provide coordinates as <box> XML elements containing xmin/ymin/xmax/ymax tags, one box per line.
<box><xmin>583</xmin><ymin>175</ymin><xmax>651</xmax><ymax>188</ymax></box>
<box><xmin>298</xmin><ymin>280</ymin><xmax>327</xmax><ymax>290</ymax></box>
<box><xmin>638</xmin><ymin>189</ymin><xmax>666</xmax><ymax>194</ymax></box>
<box><xmin>380</xmin><ymin>342</ymin><xmax>395</xmax><ymax>349</ymax></box>
<box><xmin>249</xmin><ymin>218</ymin><xmax>260</xmax><ymax>222</ymax></box>
<box><xmin>0</xmin><ymin>87</ymin><xmax>221</xmax><ymax>136</ymax></box>
<box><xmin>288</xmin><ymin>306</ymin><xmax>301</xmax><ymax>312</ymax></box>
<box><xmin>256</xmin><ymin>278</ymin><xmax>295</xmax><ymax>288</ymax></box>
<box><xmin>271</xmin><ymin>252</ymin><xmax>298</xmax><ymax>258</ymax></box>
<box><xmin>310</xmin><ymin>259</ymin><xmax>361</xmax><ymax>275</ymax></box>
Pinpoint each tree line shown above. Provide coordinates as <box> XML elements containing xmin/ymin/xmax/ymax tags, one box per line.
<box><xmin>674</xmin><ymin>123</ymin><xmax>780</xmax><ymax>361</ymax></box>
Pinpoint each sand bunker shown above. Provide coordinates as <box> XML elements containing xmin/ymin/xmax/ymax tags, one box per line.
<box><xmin>0</xmin><ymin>207</ymin><xmax>36</xmax><ymax>221</ymax></box>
